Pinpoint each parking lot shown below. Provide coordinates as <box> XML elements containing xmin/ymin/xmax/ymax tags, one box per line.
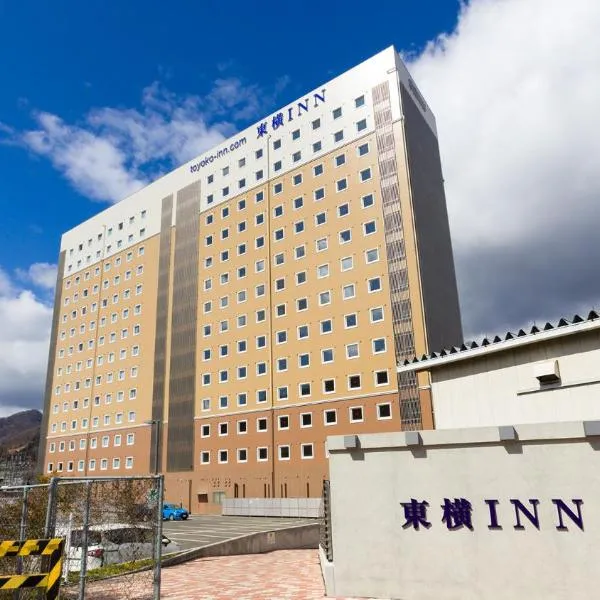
<box><xmin>162</xmin><ymin>515</ymin><xmax>318</xmax><ymax>551</ymax></box>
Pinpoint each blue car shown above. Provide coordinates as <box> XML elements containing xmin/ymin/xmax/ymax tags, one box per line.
<box><xmin>162</xmin><ymin>503</ymin><xmax>189</xmax><ymax>521</ymax></box>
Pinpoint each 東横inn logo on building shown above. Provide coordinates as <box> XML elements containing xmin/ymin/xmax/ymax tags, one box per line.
<box><xmin>400</xmin><ymin>498</ymin><xmax>584</xmax><ymax>532</ymax></box>
<box><xmin>256</xmin><ymin>89</ymin><xmax>326</xmax><ymax>138</ymax></box>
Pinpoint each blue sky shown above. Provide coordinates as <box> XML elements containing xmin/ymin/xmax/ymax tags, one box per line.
<box><xmin>1</xmin><ymin>0</ymin><xmax>599</xmax><ymax>415</ymax></box>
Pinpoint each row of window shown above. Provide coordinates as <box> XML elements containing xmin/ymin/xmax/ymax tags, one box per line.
<box><xmin>56</xmin><ymin>323</ymin><xmax>143</xmax><ymax>361</ymax></box>
<box><xmin>199</xmin><ymin>369</ymin><xmax>390</xmax><ymax>410</ymax></box>
<box><xmin>49</xmin><ymin>432</ymin><xmax>136</xmax><ymax>453</ymax></box>
<box><xmin>47</xmin><ymin>456</ymin><xmax>134</xmax><ymax>473</ymax></box>
<box><xmin>49</xmin><ymin>410</ymin><xmax>138</xmax><ymax>433</ymax></box>
<box><xmin>63</xmin><ymin>285</ymin><xmax>143</xmax><ymax>319</ymax></box>
<box><xmin>67</xmin><ymin>232</ymin><xmax>147</xmax><ymax>273</ymax></box>
<box><xmin>201</xmin><ymin>402</ymin><xmax>393</xmax><ymax>441</ymax></box>
<box><xmin>205</xmin><ymin>132</ymin><xmax>371</xmax><ymax>204</ymax></box>
<box><xmin>56</xmin><ymin>345</ymin><xmax>140</xmax><ymax>375</ymax></box>
<box><xmin>65</xmin><ymin>246</ymin><xmax>146</xmax><ymax>290</ymax></box>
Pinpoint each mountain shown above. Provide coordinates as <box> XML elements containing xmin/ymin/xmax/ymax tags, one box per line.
<box><xmin>0</xmin><ymin>409</ymin><xmax>42</xmax><ymax>457</ymax></box>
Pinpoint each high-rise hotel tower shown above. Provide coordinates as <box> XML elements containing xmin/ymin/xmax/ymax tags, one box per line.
<box><xmin>39</xmin><ymin>46</ymin><xmax>462</xmax><ymax>511</ymax></box>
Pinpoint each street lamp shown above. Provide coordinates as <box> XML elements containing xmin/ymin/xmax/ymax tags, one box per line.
<box><xmin>144</xmin><ymin>419</ymin><xmax>161</xmax><ymax>475</ymax></box>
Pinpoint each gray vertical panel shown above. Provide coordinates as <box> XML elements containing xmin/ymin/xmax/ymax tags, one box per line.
<box><xmin>151</xmin><ymin>195</ymin><xmax>173</xmax><ymax>473</ymax></box>
<box><xmin>167</xmin><ymin>182</ymin><xmax>200</xmax><ymax>472</ymax></box>
<box><xmin>372</xmin><ymin>81</ymin><xmax>421</xmax><ymax>430</ymax></box>
<box><xmin>36</xmin><ymin>251</ymin><xmax>65</xmax><ymax>474</ymax></box>
<box><xmin>399</xmin><ymin>83</ymin><xmax>463</xmax><ymax>352</ymax></box>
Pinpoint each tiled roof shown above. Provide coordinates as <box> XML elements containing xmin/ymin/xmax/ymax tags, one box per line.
<box><xmin>397</xmin><ymin>310</ymin><xmax>600</xmax><ymax>372</ymax></box>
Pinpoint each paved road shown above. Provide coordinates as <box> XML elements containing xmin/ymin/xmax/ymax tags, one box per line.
<box><xmin>162</xmin><ymin>515</ymin><xmax>318</xmax><ymax>551</ymax></box>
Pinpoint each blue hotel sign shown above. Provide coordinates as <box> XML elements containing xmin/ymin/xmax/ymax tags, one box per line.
<box><xmin>401</xmin><ymin>497</ymin><xmax>584</xmax><ymax>532</ymax></box>
<box><xmin>256</xmin><ymin>89</ymin><xmax>326</xmax><ymax>138</ymax></box>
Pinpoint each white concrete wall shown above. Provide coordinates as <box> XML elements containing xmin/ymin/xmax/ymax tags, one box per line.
<box><xmin>326</xmin><ymin>423</ymin><xmax>600</xmax><ymax>600</ymax></box>
<box><xmin>221</xmin><ymin>497</ymin><xmax>321</xmax><ymax>518</ymax></box>
<box><xmin>431</xmin><ymin>329</ymin><xmax>600</xmax><ymax>428</ymax></box>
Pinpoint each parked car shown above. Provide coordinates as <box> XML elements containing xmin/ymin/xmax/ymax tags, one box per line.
<box><xmin>62</xmin><ymin>523</ymin><xmax>179</xmax><ymax>572</ymax></box>
<box><xmin>162</xmin><ymin>503</ymin><xmax>189</xmax><ymax>521</ymax></box>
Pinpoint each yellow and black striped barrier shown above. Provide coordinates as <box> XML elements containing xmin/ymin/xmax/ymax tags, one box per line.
<box><xmin>0</xmin><ymin>538</ymin><xmax>64</xmax><ymax>599</ymax></box>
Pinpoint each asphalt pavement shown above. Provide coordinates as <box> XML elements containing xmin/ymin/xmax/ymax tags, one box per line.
<box><xmin>162</xmin><ymin>515</ymin><xmax>318</xmax><ymax>551</ymax></box>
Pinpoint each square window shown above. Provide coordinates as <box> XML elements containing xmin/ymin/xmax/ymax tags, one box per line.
<box><xmin>322</xmin><ymin>348</ymin><xmax>334</xmax><ymax>363</ymax></box>
<box><xmin>274</xmin><ymin>228</ymin><xmax>284</xmax><ymax>241</ymax></box>
<box><xmin>301</xmin><ymin>443</ymin><xmax>314</xmax><ymax>459</ymax></box>
<box><xmin>334</xmin><ymin>130</ymin><xmax>344</xmax><ymax>143</ymax></box>
<box><xmin>342</xmin><ymin>283</ymin><xmax>355</xmax><ymax>299</ymax></box>
<box><xmin>339</xmin><ymin>229</ymin><xmax>352</xmax><ymax>244</ymax></box>
<box><xmin>350</xmin><ymin>406</ymin><xmax>364</xmax><ymax>422</ymax></box>
<box><xmin>333</xmin><ymin>107</ymin><xmax>342</xmax><ymax>119</ymax></box>
<box><xmin>219</xmin><ymin>422</ymin><xmax>228</xmax><ymax>436</ymax></box>
<box><xmin>296</xmin><ymin>271</ymin><xmax>307</xmax><ymax>285</ymax></box>
<box><xmin>371</xmin><ymin>307</ymin><xmax>384</xmax><ymax>322</ymax></box>
<box><xmin>238</xmin><ymin>392</ymin><xmax>247</xmax><ymax>406</ymax></box>
<box><xmin>358</xmin><ymin>142</ymin><xmax>369</xmax><ymax>156</ymax></box>
<box><xmin>275</xmin><ymin>278</ymin><xmax>285</xmax><ymax>291</ymax></box>
<box><xmin>238</xmin><ymin>420</ymin><xmax>248</xmax><ymax>434</ymax></box>
<box><xmin>257</xmin><ymin>390</ymin><xmax>267</xmax><ymax>403</ymax></box>
<box><xmin>274</xmin><ymin>205</ymin><xmax>284</xmax><ymax>218</ymax></box>
<box><xmin>275</xmin><ymin>253</ymin><xmax>285</xmax><ymax>266</ymax></box>
<box><xmin>294</xmin><ymin>220</ymin><xmax>304</xmax><ymax>234</ymax></box>
<box><xmin>276</xmin><ymin>304</ymin><xmax>286</xmax><ymax>317</ymax></box>
<box><xmin>237</xmin><ymin>448</ymin><xmax>248</xmax><ymax>463</ymax></box>
<box><xmin>355</xmin><ymin>95</ymin><xmax>365</xmax><ymax>108</ymax></box>
<box><xmin>277</xmin><ymin>357</ymin><xmax>288</xmax><ymax>372</ymax></box>
<box><xmin>218</xmin><ymin>450</ymin><xmax>228</xmax><ymax>464</ymax></box>
<box><xmin>368</xmin><ymin>277</ymin><xmax>382</xmax><ymax>292</ymax></box>
<box><xmin>257</xmin><ymin>418</ymin><xmax>268</xmax><ymax>431</ymax></box>
<box><xmin>299</xmin><ymin>382</ymin><xmax>311</xmax><ymax>396</ymax></box>
<box><xmin>201</xmin><ymin>424</ymin><xmax>210</xmax><ymax>437</ymax></box>
<box><xmin>376</xmin><ymin>370</ymin><xmax>389</xmax><ymax>385</ymax></box>
<box><xmin>278</xmin><ymin>445</ymin><xmax>290</xmax><ymax>460</ymax></box>
<box><xmin>314</xmin><ymin>188</ymin><xmax>325</xmax><ymax>201</ymax></box>
<box><xmin>276</xmin><ymin>330</ymin><xmax>287</xmax><ymax>344</ymax></box>
<box><xmin>274</xmin><ymin>182</ymin><xmax>283</xmax><ymax>194</ymax></box>
<box><xmin>319</xmin><ymin>290</ymin><xmax>331</xmax><ymax>306</ymax></box>
<box><xmin>324</xmin><ymin>408</ymin><xmax>337</xmax><ymax>424</ymax></box>
<box><xmin>200</xmin><ymin>451</ymin><xmax>210</xmax><ymax>464</ymax></box>
<box><xmin>312</xmin><ymin>118</ymin><xmax>321</xmax><ymax>129</ymax></box>
<box><xmin>336</xmin><ymin>178</ymin><xmax>347</xmax><ymax>192</ymax></box>
<box><xmin>320</xmin><ymin>319</ymin><xmax>332</xmax><ymax>334</ymax></box>
<box><xmin>362</xmin><ymin>194</ymin><xmax>375</xmax><ymax>208</ymax></box>
<box><xmin>292</xmin><ymin>151</ymin><xmax>301</xmax><ymax>162</ymax></box>
<box><xmin>349</xmin><ymin>374</ymin><xmax>361</xmax><ymax>389</ymax></box>
<box><xmin>346</xmin><ymin>343</ymin><xmax>359</xmax><ymax>359</ymax></box>
<box><xmin>313</xmin><ymin>141</ymin><xmax>322</xmax><ymax>153</ymax></box>
<box><xmin>298</xmin><ymin>325</ymin><xmax>309</xmax><ymax>339</ymax></box>
<box><xmin>373</xmin><ymin>338</ymin><xmax>387</xmax><ymax>353</ymax></box>
<box><xmin>313</xmin><ymin>164</ymin><xmax>323</xmax><ymax>176</ymax></box>
<box><xmin>341</xmin><ymin>256</ymin><xmax>353</xmax><ymax>271</ymax></box>
<box><xmin>278</xmin><ymin>415</ymin><xmax>289</xmax><ymax>429</ymax></box>
<box><xmin>316</xmin><ymin>238</ymin><xmax>328</xmax><ymax>252</ymax></box>
<box><xmin>294</xmin><ymin>197</ymin><xmax>304</xmax><ymax>210</ymax></box>
<box><xmin>360</xmin><ymin>167</ymin><xmax>372</xmax><ymax>181</ymax></box>
<box><xmin>335</xmin><ymin>154</ymin><xmax>346</xmax><ymax>167</ymax></box>
<box><xmin>377</xmin><ymin>403</ymin><xmax>392</xmax><ymax>420</ymax></box>
<box><xmin>238</xmin><ymin>199</ymin><xmax>246</xmax><ymax>211</ymax></box>
<box><xmin>257</xmin><ymin>447</ymin><xmax>268</xmax><ymax>461</ymax></box>
<box><xmin>364</xmin><ymin>220</ymin><xmax>376</xmax><ymax>235</ymax></box>
<box><xmin>295</xmin><ymin>245</ymin><xmax>306</xmax><ymax>259</ymax></box>
<box><xmin>338</xmin><ymin>203</ymin><xmax>349</xmax><ymax>217</ymax></box>
<box><xmin>315</xmin><ymin>212</ymin><xmax>326</xmax><ymax>226</ymax></box>
<box><xmin>299</xmin><ymin>353</ymin><xmax>310</xmax><ymax>367</ymax></box>
<box><xmin>366</xmin><ymin>248</ymin><xmax>379</xmax><ymax>263</ymax></box>
<box><xmin>318</xmin><ymin>264</ymin><xmax>329</xmax><ymax>278</ymax></box>
<box><xmin>293</xmin><ymin>173</ymin><xmax>302</xmax><ymax>185</ymax></box>
<box><xmin>357</xmin><ymin>118</ymin><xmax>367</xmax><ymax>132</ymax></box>
<box><xmin>273</xmin><ymin>139</ymin><xmax>282</xmax><ymax>150</ymax></box>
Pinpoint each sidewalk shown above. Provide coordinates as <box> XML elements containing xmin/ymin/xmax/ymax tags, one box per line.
<box><xmin>161</xmin><ymin>548</ymin><xmax>371</xmax><ymax>600</ymax></box>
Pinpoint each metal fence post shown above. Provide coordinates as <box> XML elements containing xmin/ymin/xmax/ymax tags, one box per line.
<box><xmin>78</xmin><ymin>480</ymin><xmax>93</xmax><ymax>600</ymax></box>
<box><xmin>44</xmin><ymin>477</ymin><xmax>59</xmax><ymax>538</ymax></box>
<box><xmin>153</xmin><ymin>475</ymin><xmax>164</xmax><ymax>600</ymax></box>
<box><xmin>12</xmin><ymin>486</ymin><xmax>29</xmax><ymax>600</ymax></box>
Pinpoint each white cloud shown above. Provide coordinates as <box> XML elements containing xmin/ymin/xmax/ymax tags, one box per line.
<box><xmin>407</xmin><ymin>0</ymin><xmax>600</xmax><ymax>336</ymax></box>
<box><xmin>14</xmin><ymin>76</ymin><xmax>288</xmax><ymax>204</ymax></box>
<box><xmin>0</xmin><ymin>267</ymin><xmax>52</xmax><ymax>413</ymax></box>
<box><xmin>16</xmin><ymin>262</ymin><xmax>58</xmax><ymax>291</ymax></box>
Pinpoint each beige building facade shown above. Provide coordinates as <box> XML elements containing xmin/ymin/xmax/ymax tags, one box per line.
<box><xmin>39</xmin><ymin>46</ymin><xmax>462</xmax><ymax>512</ymax></box>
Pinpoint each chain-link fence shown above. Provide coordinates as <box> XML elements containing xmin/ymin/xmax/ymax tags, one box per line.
<box><xmin>0</xmin><ymin>476</ymin><xmax>164</xmax><ymax>600</ymax></box>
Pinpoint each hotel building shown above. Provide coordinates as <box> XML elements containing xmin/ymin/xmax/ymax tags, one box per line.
<box><xmin>39</xmin><ymin>46</ymin><xmax>462</xmax><ymax>512</ymax></box>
